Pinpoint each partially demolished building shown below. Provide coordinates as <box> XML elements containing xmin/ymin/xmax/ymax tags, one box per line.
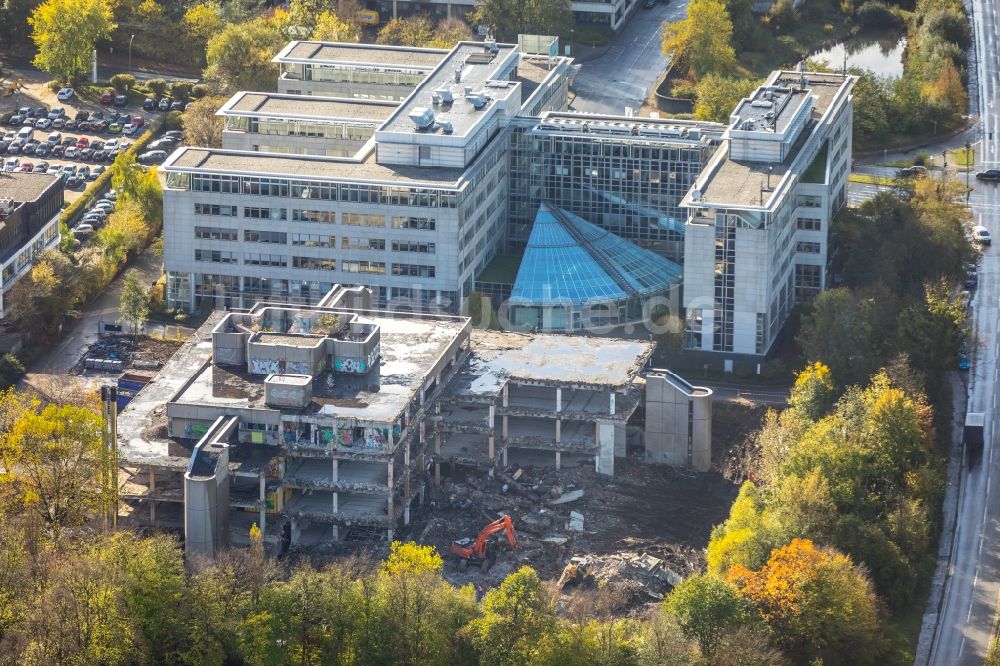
<box><xmin>117</xmin><ymin>286</ymin><xmax>711</xmax><ymax>554</ymax></box>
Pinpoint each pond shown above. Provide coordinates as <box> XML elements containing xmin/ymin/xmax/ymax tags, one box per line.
<box><xmin>811</xmin><ymin>32</ymin><xmax>907</xmax><ymax>78</ymax></box>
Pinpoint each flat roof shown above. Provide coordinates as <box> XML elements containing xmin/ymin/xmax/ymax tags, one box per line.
<box><xmin>536</xmin><ymin>112</ymin><xmax>724</xmax><ymax>142</ymax></box>
<box><xmin>731</xmin><ymin>86</ymin><xmax>810</xmax><ymax>134</ymax></box>
<box><xmin>449</xmin><ymin>330</ymin><xmax>654</xmax><ymax>398</ymax></box>
<box><xmin>380</xmin><ymin>41</ymin><xmax>520</xmax><ymax>138</ymax></box>
<box><xmin>163</xmin><ymin>146</ymin><xmax>466</xmax><ymax>187</ymax></box>
<box><xmin>173</xmin><ymin>315</ymin><xmax>468</xmax><ymax>422</ymax></box>
<box><xmin>220</xmin><ymin>92</ymin><xmax>397</xmax><ymax>122</ymax></box>
<box><xmin>0</xmin><ymin>171</ymin><xmax>60</xmax><ymax>203</ymax></box>
<box><xmin>691</xmin><ymin>71</ymin><xmax>853</xmax><ymax>209</ymax></box>
<box><xmin>274</xmin><ymin>41</ymin><xmax>448</xmax><ymax>70</ymax></box>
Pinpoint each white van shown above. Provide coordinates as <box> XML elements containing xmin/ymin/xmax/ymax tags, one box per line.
<box><xmin>973</xmin><ymin>225</ymin><xmax>992</xmax><ymax>247</ymax></box>
<box><xmin>16</xmin><ymin>126</ymin><xmax>33</xmax><ymax>141</ymax></box>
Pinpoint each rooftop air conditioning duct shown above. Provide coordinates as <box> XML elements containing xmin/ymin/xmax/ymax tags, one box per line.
<box><xmin>440</xmin><ymin>121</ymin><xmax>454</xmax><ymax>134</ymax></box>
<box><xmin>408</xmin><ymin>106</ymin><xmax>435</xmax><ymax>130</ymax></box>
<box><xmin>434</xmin><ymin>88</ymin><xmax>454</xmax><ymax>104</ymax></box>
<box><xmin>485</xmin><ymin>39</ymin><xmax>499</xmax><ymax>54</ymax></box>
<box><xmin>466</xmin><ymin>93</ymin><xmax>488</xmax><ymax>110</ymax></box>
<box><xmin>431</xmin><ymin>93</ymin><xmax>441</xmax><ymax>106</ymax></box>
<box><xmin>454</xmin><ymin>66</ymin><xmax>462</xmax><ymax>83</ymax></box>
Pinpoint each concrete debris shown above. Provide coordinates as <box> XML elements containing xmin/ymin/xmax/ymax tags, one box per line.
<box><xmin>567</xmin><ymin>511</ymin><xmax>584</xmax><ymax>531</ymax></box>
<box><xmin>543</xmin><ymin>536</ymin><xmax>569</xmax><ymax>545</ymax></box>
<box><xmin>551</xmin><ymin>489</ymin><xmax>585</xmax><ymax>505</ymax></box>
<box><xmin>512</xmin><ymin>468</ymin><xmax>524</xmax><ymax>481</ymax></box>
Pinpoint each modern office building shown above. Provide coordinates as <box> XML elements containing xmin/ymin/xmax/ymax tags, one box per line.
<box><xmin>0</xmin><ymin>172</ymin><xmax>63</xmax><ymax>318</ymax></box>
<box><xmin>164</xmin><ymin>38</ymin><xmax>854</xmax><ymax>359</ymax></box>
<box><xmin>360</xmin><ymin>0</ymin><xmax>641</xmax><ymax>31</ymax></box>
<box><xmin>680</xmin><ymin>68</ymin><xmax>855</xmax><ymax>360</ymax></box>
<box><xmin>117</xmin><ymin>285</ymin><xmax>710</xmax><ymax>550</ymax></box>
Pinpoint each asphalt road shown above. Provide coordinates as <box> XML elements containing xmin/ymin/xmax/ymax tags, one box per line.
<box><xmin>928</xmin><ymin>0</ymin><xmax>1000</xmax><ymax>658</ymax></box>
<box><xmin>569</xmin><ymin>0</ymin><xmax>689</xmax><ymax>115</ymax></box>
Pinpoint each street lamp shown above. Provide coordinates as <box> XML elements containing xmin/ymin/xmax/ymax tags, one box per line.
<box><xmin>966</xmin><ymin>140</ymin><xmax>973</xmax><ymax>203</ymax></box>
<box><xmin>128</xmin><ymin>34</ymin><xmax>134</xmax><ymax>76</ymax></box>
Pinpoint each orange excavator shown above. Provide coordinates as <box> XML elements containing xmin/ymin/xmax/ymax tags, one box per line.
<box><xmin>449</xmin><ymin>515</ymin><xmax>519</xmax><ymax>573</ymax></box>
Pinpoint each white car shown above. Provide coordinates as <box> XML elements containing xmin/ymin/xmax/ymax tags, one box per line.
<box><xmin>56</xmin><ymin>88</ymin><xmax>74</xmax><ymax>101</ymax></box>
<box><xmin>64</xmin><ymin>146</ymin><xmax>79</xmax><ymax>159</ymax></box>
<box><xmin>973</xmin><ymin>225</ymin><xmax>992</xmax><ymax>246</ymax></box>
<box><xmin>122</xmin><ymin>123</ymin><xmax>137</xmax><ymax>136</ymax></box>
<box><xmin>4</xmin><ymin>159</ymin><xmax>19</xmax><ymax>172</ymax></box>
<box><xmin>47</xmin><ymin>131</ymin><xmax>62</xmax><ymax>144</ymax></box>
<box><xmin>104</xmin><ymin>139</ymin><xmax>119</xmax><ymax>151</ymax></box>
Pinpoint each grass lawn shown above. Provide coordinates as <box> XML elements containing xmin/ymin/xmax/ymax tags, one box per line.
<box><xmin>849</xmin><ymin>173</ymin><xmax>896</xmax><ymax>186</ymax></box>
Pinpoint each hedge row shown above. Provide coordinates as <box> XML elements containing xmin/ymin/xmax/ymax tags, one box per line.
<box><xmin>58</xmin><ymin>116</ymin><xmax>168</xmax><ymax>232</ymax></box>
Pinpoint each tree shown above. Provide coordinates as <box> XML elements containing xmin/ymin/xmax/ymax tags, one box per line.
<box><xmin>728</xmin><ymin>539</ymin><xmax>884</xmax><ymax>664</ymax></box>
<box><xmin>204</xmin><ymin>11</ymin><xmax>289</xmax><ymax>92</ymax></box>
<box><xmin>706</xmin><ymin>482</ymin><xmax>789</xmax><ymax>574</ymax></box>
<box><xmin>312</xmin><ymin>11</ymin><xmax>361</xmax><ymax>42</ymax></box>
<box><xmin>29</xmin><ymin>0</ymin><xmax>115</xmax><ymax>82</ymax></box>
<box><xmin>427</xmin><ymin>17</ymin><xmax>473</xmax><ymax>48</ymax></box>
<box><xmin>99</xmin><ymin>200</ymin><xmax>153</xmax><ymax>268</ymax></box>
<box><xmin>470</xmin><ymin>0</ymin><xmax>571</xmax><ymax>41</ymax></box>
<box><xmin>922</xmin><ymin>59</ymin><xmax>967</xmax><ymax>119</ymax></box>
<box><xmin>467</xmin><ymin>566</ymin><xmax>557</xmax><ymax>666</ymax></box>
<box><xmin>110</xmin><ymin>73</ymin><xmax>136</xmax><ymax>93</ymax></box>
<box><xmin>145</xmin><ymin>78</ymin><xmax>168</xmax><ymax>96</ymax></box>
<box><xmin>797</xmin><ymin>287</ymin><xmax>882</xmax><ymax>389</ymax></box>
<box><xmin>119</xmin><ymin>270</ymin><xmax>150</xmax><ymax>337</ymax></box>
<box><xmin>0</xmin><ymin>403</ymin><xmax>105</xmax><ymax>538</ymax></box>
<box><xmin>183</xmin><ymin>2</ymin><xmax>224</xmax><ymax>66</ymax></box>
<box><xmin>376</xmin><ymin>15</ymin><xmax>434</xmax><ymax>46</ymax></box>
<box><xmin>787</xmin><ymin>362</ymin><xmax>835</xmax><ymax>420</ymax></box>
<box><xmin>665</xmin><ymin>574</ymin><xmax>754</xmax><ymax>655</ymax></box>
<box><xmin>694</xmin><ymin>74</ymin><xmax>760</xmax><ymax>122</ymax></box>
<box><xmin>661</xmin><ymin>0</ymin><xmax>736</xmax><ymax>79</ymax></box>
<box><xmin>181</xmin><ymin>96</ymin><xmax>227</xmax><ymax>148</ymax></box>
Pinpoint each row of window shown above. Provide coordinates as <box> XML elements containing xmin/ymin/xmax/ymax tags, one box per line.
<box><xmin>191</xmin><ymin>251</ymin><xmax>433</xmax><ymax>277</ymax></box>
<box><xmin>196</xmin><ymin>204</ymin><xmax>440</xmax><ymax>231</ymax></box>
<box><xmin>196</xmin><ymin>227</ymin><xmax>432</xmax><ymax>253</ymax></box>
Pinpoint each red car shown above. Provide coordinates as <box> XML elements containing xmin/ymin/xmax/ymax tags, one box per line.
<box><xmin>19</xmin><ymin>162</ymin><xmax>33</xmax><ymax>172</ymax></box>
<box><xmin>99</xmin><ymin>91</ymin><xmax>114</xmax><ymax>105</ymax></box>
<box><xmin>75</xmin><ymin>137</ymin><xmax>89</xmax><ymax>149</ymax></box>
<box><xmin>132</xmin><ymin>115</ymin><xmax>145</xmax><ymax>127</ymax></box>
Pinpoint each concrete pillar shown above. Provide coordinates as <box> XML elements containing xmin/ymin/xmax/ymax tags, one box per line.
<box><xmin>291</xmin><ymin>519</ymin><xmax>301</xmax><ymax>546</ymax></box>
<box><xmin>555</xmin><ymin>451</ymin><xmax>561</xmax><ymax>470</ymax></box>
<box><xmin>488</xmin><ymin>404</ymin><xmax>495</xmax><ymax>428</ymax></box>
<box><xmin>392</xmin><ymin>1</ymin><xmax>398</xmax><ymax>20</ymax></box>
<box><xmin>610</xmin><ymin>391</ymin><xmax>616</xmax><ymax>415</ymax></box>
<box><xmin>259</xmin><ymin>472</ymin><xmax>266</xmax><ymax>535</ymax></box>
<box><xmin>404</xmin><ymin>503</ymin><xmax>410</xmax><ymax>525</ymax></box>
<box><xmin>435</xmin><ymin>462</ymin><xmax>441</xmax><ymax>485</ymax></box>
<box><xmin>502</xmin><ymin>415</ymin><xmax>508</xmax><ymax>439</ymax></box>
<box><xmin>332</xmin><ymin>459</ymin><xmax>338</xmax><ymax>482</ymax></box>
<box><xmin>150</xmin><ymin>499</ymin><xmax>156</xmax><ymax>525</ymax></box>
<box><xmin>435</xmin><ymin>431</ymin><xmax>441</xmax><ymax>455</ymax></box>
<box><xmin>502</xmin><ymin>446</ymin><xmax>508</xmax><ymax>466</ymax></box>
<box><xmin>149</xmin><ymin>467</ymin><xmax>156</xmax><ymax>494</ymax></box>
<box><xmin>387</xmin><ymin>463</ymin><xmax>394</xmax><ymax>526</ymax></box>
<box><xmin>405</xmin><ymin>439</ymin><xmax>411</xmax><ymax>466</ymax></box>
<box><xmin>488</xmin><ymin>433</ymin><xmax>495</xmax><ymax>460</ymax></box>
<box><xmin>502</xmin><ymin>384</ymin><xmax>509</xmax><ymax>407</ymax></box>
<box><xmin>333</xmin><ymin>491</ymin><xmax>338</xmax><ymax>513</ymax></box>
<box><xmin>556</xmin><ymin>387</ymin><xmax>562</xmax><ymax>413</ymax></box>
<box><xmin>596</xmin><ymin>421</ymin><xmax>615</xmax><ymax>475</ymax></box>
<box><xmin>555</xmin><ymin>419</ymin><xmax>561</xmax><ymax>443</ymax></box>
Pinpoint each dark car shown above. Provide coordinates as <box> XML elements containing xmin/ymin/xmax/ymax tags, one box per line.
<box><xmin>34</xmin><ymin>143</ymin><xmax>50</xmax><ymax>158</ymax></box>
<box><xmin>976</xmin><ymin>169</ymin><xmax>1000</xmax><ymax>182</ymax></box>
<box><xmin>50</xmin><ymin>145</ymin><xmax>64</xmax><ymax>157</ymax></box>
<box><xmin>148</xmin><ymin>138</ymin><xmax>178</xmax><ymax>151</ymax></box>
<box><xmin>20</xmin><ymin>143</ymin><xmax>36</xmax><ymax>156</ymax></box>
<box><xmin>0</xmin><ymin>141</ymin><xmax>8</xmax><ymax>154</ymax></box>
<box><xmin>61</xmin><ymin>136</ymin><xmax>76</xmax><ymax>146</ymax></box>
<box><xmin>142</xmin><ymin>97</ymin><xmax>157</xmax><ymax>111</ymax></box>
<box><xmin>75</xmin><ymin>110</ymin><xmax>90</xmax><ymax>122</ymax></box>
<box><xmin>32</xmin><ymin>107</ymin><xmax>47</xmax><ymax>119</ymax></box>
<box><xmin>137</xmin><ymin>150</ymin><xmax>167</xmax><ymax>165</ymax></box>
<box><xmin>965</xmin><ymin>271</ymin><xmax>979</xmax><ymax>289</ymax></box>
<box><xmin>169</xmin><ymin>100</ymin><xmax>184</xmax><ymax>111</ymax></box>
<box><xmin>90</xmin><ymin>110</ymin><xmax>105</xmax><ymax>121</ymax></box>
<box><xmin>66</xmin><ymin>175</ymin><xmax>85</xmax><ymax>189</ymax></box>
<box><xmin>33</xmin><ymin>162</ymin><xmax>49</xmax><ymax>172</ymax></box>
<box><xmin>80</xmin><ymin>148</ymin><xmax>94</xmax><ymax>161</ymax></box>
<box><xmin>100</xmin><ymin>91</ymin><xmax>114</xmax><ymax>105</ymax></box>
<box><xmin>113</xmin><ymin>94</ymin><xmax>128</xmax><ymax>107</ymax></box>
<box><xmin>91</xmin><ymin>140</ymin><xmax>104</xmax><ymax>151</ymax></box>
<box><xmin>77</xmin><ymin>121</ymin><xmax>91</xmax><ymax>132</ymax></box>
<box><xmin>899</xmin><ymin>165</ymin><xmax>930</xmax><ymax>178</ymax></box>
<box><xmin>92</xmin><ymin>149</ymin><xmax>108</xmax><ymax>162</ymax></box>
<box><xmin>90</xmin><ymin>120</ymin><xmax>108</xmax><ymax>132</ymax></box>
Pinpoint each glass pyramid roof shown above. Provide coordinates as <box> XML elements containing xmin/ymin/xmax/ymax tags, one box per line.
<box><xmin>509</xmin><ymin>203</ymin><xmax>683</xmax><ymax>305</ymax></box>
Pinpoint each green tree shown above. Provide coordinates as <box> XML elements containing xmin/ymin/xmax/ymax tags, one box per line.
<box><xmin>183</xmin><ymin>2</ymin><xmax>223</xmax><ymax>66</ymax></box>
<box><xmin>665</xmin><ymin>574</ymin><xmax>754</xmax><ymax>655</ymax></box>
<box><xmin>204</xmin><ymin>10</ymin><xmax>289</xmax><ymax>92</ymax></box>
<box><xmin>427</xmin><ymin>17</ymin><xmax>473</xmax><ymax>48</ymax></box>
<box><xmin>119</xmin><ymin>270</ymin><xmax>150</xmax><ymax>337</ymax></box>
<box><xmin>694</xmin><ymin>74</ymin><xmax>761</xmax><ymax>122</ymax></box>
<box><xmin>29</xmin><ymin>0</ymin><xmax>115</xmax><ymax>82</ymax></box>
<box><xmin>661</xmin><ymin>0</ymin><xmax>736</xmax><ymax>79</ymax></box>
<box><xmin>110</xmin><ymin>72</ymin><xmax>136</xmax><ymax>93</ymax></box>
<box><xmin>376</xmin><ymin>15</ymin><xmax>435</xmax><ymax>46</ymax></box>
<box><xmin>181</xmin><ymin>96</ymin><xmax>227</xmax><ymax>148</ymax></box>
<box><xmin>788</xmin><ymin>361</ymin><xmax>835</xmax><ymax>420</ymax></box>
<box><xmin>312</xmin><ymin>11</ymin><xmax>362</xmax><ymax>42</ymax></box>
<box><xmin>467</xmin><ymin>566</ymin><xmax>557</xmax><ymax>666</ymax></box>
<box><xmin>470</xmin><ymin>0</ymin><xmax>571</xmax><ymax>41</ymax></box>
<box><xmin>797</xmin><ymin>287</ymin><xmax>882</xmax><ymax>388</ymax></box>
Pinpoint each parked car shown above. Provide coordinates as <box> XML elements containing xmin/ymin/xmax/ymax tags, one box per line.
<box><xmin>147</xmin><ymin>139</ymin><xmax>177</xmax><ymax>151</ymax></box>
<box><xmin>3</xmin><ymin>158</ymin><xmax>19</xmax><ymax>172</ymax></box>
<box><xmin>90</xmin><ymin>120</ymin><xmax>108</xmax><ymax>132</ymax></box>
<box><xmin>20</xmin><ymin>143</ymin><xmax>37</xmax><ymax>156</ymax></box>
<box><xmin>56</xmin><ymin>87</ymin><xmax>74</xmax><ymax>101</ymax></box>
<box><xmin>61</xmin><ymin>136</ymin><xmax>76</xmax><ymax>146</ymax></box>
<box><xmin>170</xmin><ymin>100</ymin><xmax>185</xmax><ymax>111</ymax></box>
<box><xmin>34</xmin><ymin>118</ymin><xmax>52</xmax><ymax>130</ymax></box>
<box><xmin>965</xmin><ymin>268</ymin><xmax>979</xmax><ymax>289</ymax></box>
<box><xmin>122</xmin><ymin>123</ymin><xmax>138</xmax><ymax>136</ymax></box>
<box><xmin>133</xmin><ymin>115</ymin><xmax>145</xmax><ymax>127</ymax></box>
<box><xmin>51</xmin><ymin>145</ymin><xmax>65</xmax><ymax>157</ymax></box>
<box><xmin>0</xmin><ymin>141</ymin><xmax>8</xmax><ymax>154</ymax></box>
<box><xmin>163</xmin><ymin>130</ymin><xmax>182</xmax><ymax>140</ymax></box>
<box><xmin>92</xmin><ymin>149</ymin><xmax>108</xmax><ymax>162</ymax></box>
<box><xmin>91</xmin><ymin>111</ymin><xmax>105</xmax><ymax>121</ymax></box>
<box><xmin>976</xmin><ymin>169</ymin><xmax>1000</xmax><ymax>182</ymax></box>
<box><xmin>18</xmin><ymin>162</ymin><xmax>32</xmax><ymax>172</ymax></box>
<box><xmin>80</xmin><ymin>148</ymin><xmax>94</xmax><ymax>161</ymax></box>
<box><xmin>100</xmin><ymin>91</ymin><xmax>114</xmax><ymax>105</ymax></box>
<box><xmin>66</xmin><ymin>175</ymin><xmax>85</xmax><ymax>189</ymax></box>
<box><xmin>113</xmin><ymin>94</ymin><xmax>128</xmax><ymax>107</ymax></box>
<box><xmin>33</xmin><ymin>162</ymin><xmax>48</xmax><ymax>173</ymax></box>
<box><xmin>52</xmin><ymin>118</ymin><xmax>66</xmax><ymax>130</ymax></box>
<box><xmin>60</xmin><ymin>164</ymin><xmax>75</xmax><ymax>177</ymax></box>
<box><xmin>158</xmin><ymin>97</ymin><xmax>172</xmax><ymax>111</ymax></box>
<box><xmin>137</xmin><ymin>150</ymin><xmax>167</xmax><ymax>165</ymax></box>
<box><xmin>64</xmin><ymin>146</ymin><xmax>79</xmax><ymax>159</ymax></box>
<box><xmin>958</xmin><ymin>348</ymin><xmax>971</xmax><ymax>371</ymax></box>
<box><xmin>6</xmin><ymin>140</ymin><xmax>22</xmax><ymax>155</ymax></box>
<box><xmin>142</xmin><ymin>97</ymin><xmax>157</xmax><ymax>111</ymax></box>
<box><xmin>46</xmin><ymin>131</ymin><xmax>61</xmax><ymax>144</ymax></box>
<box><xmin>74</xmin><ymin>223</ymin><xmax>95</xmax><ymax>234</ymax></box>
<box><xmin>31</xmin><ymin>108</ymin><xmax>47</xmax><ymax>119</ymax></box>
<box><xmin>75</xmin><ymin>137</ymin><xmax>89</xmax><ymax>149</ymax></box>
<box><xmin>107</xmin><ymin>121</ymin><xmax>123</xmax><ymax>134</ymax></box>
<box><xmin>47</xmin><ymin>107</ymin><xmax>64</xmax><ymax>119</ymax></box>
<box><xmin>973</xmin><ymin>225</ymin><xmax>992</xmax><ymax>246</ymax></box>
<box><xmin>104</xmin><ymin>139</ymin><xmax>120</xmax><ymax>151</ymax></box>
<box><xmin>34</xmin><ymin>144</ymin><xmax>50</xmax><ymax>158</ymax></box>
<box><xmin>46</xmin><ymin>165</ymin><xmax>60</xmax><ymax>175</ymax></box>
<box><xmin>90</xmin><ymin>165</ymin><xmax>105</xmax><ymax>179</ymax></box>
<box><xmin>899</xmin><ymin>165</ymin><xmax>930</xmax><ymax>178</ymax></box>
<box><xmin>75</xmin><ymin>110</ymin><xmax>90</xmax><ymax>122</ymax></box>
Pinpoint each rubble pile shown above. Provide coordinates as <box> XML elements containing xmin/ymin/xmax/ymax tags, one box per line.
<box><xmin>409</xmin><ymin>458</ymin><xmax>736</xmax><ymax>611</ymax></box>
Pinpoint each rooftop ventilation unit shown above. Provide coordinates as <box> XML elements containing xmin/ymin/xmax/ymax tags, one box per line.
<box><xmin>466</xmin><ymin>92</ymin><xmax>488</xmax><ymax>109</ymax></box>
<box><xmin>454</xmin><ymin>66</ymin><xmax>462</xmax><ymax>83</ymax></box>
<box><xmin>440</xmin><ymin>121</ymin><xmax>454</xmax><ymax>134</ymax></box>
<box><xmin>0</xmin><ymin>197</ymin><xmax>13</xmax><ymax>216</ymax></box>
<box><xmin>751</xmin><ymin>100</ymin><xmax>773</xmax><ymax>108</ymax></box>
<box><xmin>408</xmin><ymin>106</ymin><xmax>435</xmax><ymax>130</ymax></box>
<box><xmin>485</xmin><ymin>80</ymin><xmax>509</xmax><ymax>89</ymax></box>
<box><xmin>434</xmin><ymin>88</ymin><xmax>454</xmax><ymax>104</ymax></box>
<box><xmin>485</xmin><ymin>39</ymin><xmax>499</xmax><ymax>54</ymax></box>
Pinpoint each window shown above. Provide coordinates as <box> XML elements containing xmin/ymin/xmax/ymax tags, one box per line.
<box><xmin>194</xmin><ymin>203</ymin><xmax>237</xmax><ymax>217</ymax></box>
<box><xmin>794</xmin><ymin>264</ymin><xmax>822</xmax><ymax>304</ymax></box>
<box><xmin>244</xmin><ymin>207</ymin><xmax>287</xmax><ymax>220</ymax></box>
<box><xmin>391</xmin><ymin>240</ymin><xmax>435</xmax><ymax>254</ymax></box>
<box><xmin>795</xmin><ymin>241</ymin><xmax>821</xmax><ymax>254</ymax></box>
<box><xmin>341</xmin><ymin>237</ymin><xmax>385</xmax><ymax>251</ymax></box>
<box><xmin>244</xmin><ymin>253</ymin><xmax>287</xmax><ymax>267</ymax></box>
<box><xmin>292</xmin><ymin>256</ymin><xmax>336</xmax><ymax>271</ymax></box>
<box><xmin>419</xmin><ymin>146</ymin><xmax>431</xmax><ymax>160</ymax></box>
<box><xmin>796</xmin><ymin>195</ymin><xmax>822</xmax><ymax>208</ymax></box>
<box><xmin>194</xmin><ymin>249</ymin><xmax>238</xmax><ymax>264</ymax></box>
<box><xmin>796</xmin><ymin>217</ymin><xmax>821</xmax><ymax>231</ymax></box>
<box><xmin>194</xmin><ymin>226</ymin><xmax>238</xmax><ymax>241</ymax></box>
<box><xmin>342</xmin><ymin>212</ymin><xmax>385</xmax><ymax>227</ymax></box>
<box><xmin>342</xmin><ymin>260</ymin><xmax>385</xmax><ymax>274</ymax></box>
<box><xmin>392</xmin><ymin>216</ymin><xmax>436</xmax><ymax>230</ymax></box>
<box><xmin>391</xmin><ymin>263</ymin><xmax>436</xmax><ymax>278</ymax></box>
<box><xmin>291</xmin><ymin>233</ymin><xmax>334</xmax><ymax>247</ymax></box>
<box><xmin>244</xmin><ymin>230</ymin><xmax>288</xmax><ymax>244</ymax></box>
<box><xmin>293</xmin><ymin>209</ymin><xmax>335</xmax><ymax>224</ymax></box>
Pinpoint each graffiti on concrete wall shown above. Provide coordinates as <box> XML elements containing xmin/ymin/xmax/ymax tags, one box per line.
<box><xmin>251</xmin><ymin>358</ymin><xmax>310</xmax><ymax>375</ymax></box>
<box><xmin>185</xmin><ymin>422</ymin><xmax>210</xmax><ymax>439</ymax></box>
<box><xmin>334</xmin><ymin>358</ymin><xmax>367</xmax><ymax>374</ymax></box>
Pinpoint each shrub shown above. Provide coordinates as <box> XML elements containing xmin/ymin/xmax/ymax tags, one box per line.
<box><xmin>110</xmin><ymin>73</ymin><xmax>137</xmax><ymax>93</ymax></box>
<box><xmin>191</xmin><ymin>83</ymin><xmax>211</xmax><ymax>99</ymax></box>
<box><xmin>170</xmin><ymin>81</ymin><xmax>194</xmax><ymax>100</ymax></box>
<box><xmin>913</xmin><ymin>149</ymin><xmax>931</xmax><ymax>167</ymax></box>
<box><xmin>0</xmin><ymin>354</ymin><xmax>25</xmax><ymax>389</ymax></box>
<box><xmin>175</xmin><ymin>313</ymin><xmax>189</xmax><ymax>323</ymax></box>
<box><xmin>671</xmin><ymin>79</ymin><xmax>697</xmax><ymax>99</ymax></box>
<box><xmin>165</xmin><ymin>111</ymin><xmax>183</xmax><ymax>130</ymax></box>
<box><xmin>856</xmin><ymin>1</ymin><xmax>897</xmax><ymax>28</ymax></box>
<box><xmin>146</xmin><ymin>78</ymin><xmax>168</xmax><ymax>96</ymax></box>
<box><xmin>46</xmin><ymin>80</ymin><xmax>62</xmax><ymax>92</ymax></box>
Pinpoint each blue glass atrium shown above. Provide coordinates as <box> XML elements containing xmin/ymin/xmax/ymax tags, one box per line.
<box><xmin>508</xmin><ymin>203</ymin><xmax>682</xmax><ymax>331</ymax></box>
